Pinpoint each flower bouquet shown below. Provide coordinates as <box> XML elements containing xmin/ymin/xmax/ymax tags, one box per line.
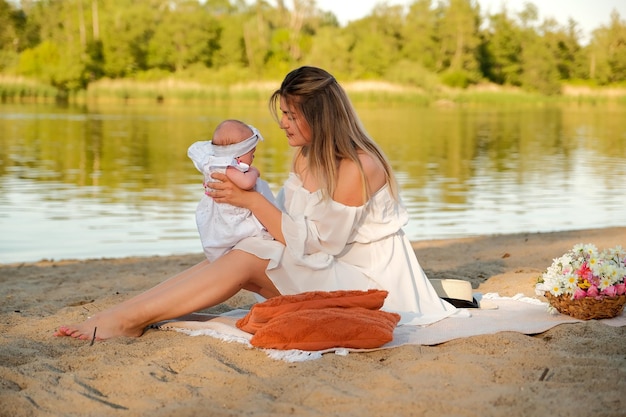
<box><xmin>535</xmin><ymin>243</ymin><xmax>626</xmax><ymax>320</ymax></box>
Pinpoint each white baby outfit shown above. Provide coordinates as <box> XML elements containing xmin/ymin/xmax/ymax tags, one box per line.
<box><xmin>188</xmin><ymin>126</ymin><xmax>274</xmax><ymax>262</ymax></box>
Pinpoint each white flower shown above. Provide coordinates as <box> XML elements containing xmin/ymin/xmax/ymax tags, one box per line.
<box><xmin>582</xmin><ymin>243</ymin><xmax>598</xmax><ymax>256</ymax></box>
<box><xmin>546</xmin><ymin>305</ymin><xmax>559</xmax><ymax>315</ymax></box>
<box><xmin>563</xmin><ymin>273</ymin><xmax>578</xmax><ymax>291</ymax></box>
<box><xmin>549</xmin><ymin>285</ymin><xmax>563</xmax><ymax>296</ymax></box>
<box><xmin>606</xmin><ymin>245</ymin><xmax>625</xmax><ymax>258</ymax></box>
<box><xmin>599</xmin><ymin>276</ymin><xmax>613</xmax><ymax>290</ymax></box>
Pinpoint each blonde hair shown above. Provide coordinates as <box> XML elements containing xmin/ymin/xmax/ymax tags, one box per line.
<box><xmin>269</xmin><ymin>66</ymin><xmax>398</xmax><ymax>201</ymax></box>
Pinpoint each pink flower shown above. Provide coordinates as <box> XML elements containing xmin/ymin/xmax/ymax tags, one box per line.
<box><xmin>615</xmin><ymin>283</ymin><xmax>626</xmax><ymax>295</ymax></box>
<box><xmin>573</xmin><ymin>287</ymin><xmax>587</xmax><ymax>300</ymax></box>
<box><xmin>576</xmin><ymin>263</ymin><xmax>594</xmax><ymax>281</ymax></box>
<box><xmin>601</xmin><ymin>285</ymin><xmax>617</xmax><ymax>297</ymax></box>
<box><xmin>587</xmin><ymin>285</ymin><xmax>600</xmax><ymax>298</ymax></box>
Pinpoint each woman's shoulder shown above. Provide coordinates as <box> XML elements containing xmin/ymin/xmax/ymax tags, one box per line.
<box><xmin>346</xmin><ymin>152</ymin><xmax>386</xmax><ymax>190</ymax></box>
<box><xmin>335</xmin><ymin>152</ymin><xmax>387</xmax><ymax>206</ymax></box>
<box><xmin>357</xmin><ymin>152</ymin><xmax>385</xmax><ymax>179</ymax></box>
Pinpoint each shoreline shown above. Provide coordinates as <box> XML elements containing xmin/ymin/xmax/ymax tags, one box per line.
<box><xmin>4</xmin><ymin>225</ymin><xmax>624</xmax><ymax>268</ymax></box>
<box><xmin>1</xmin><ymin>226</ymin><xmax>625</xmax><ymax>416</ymax></box>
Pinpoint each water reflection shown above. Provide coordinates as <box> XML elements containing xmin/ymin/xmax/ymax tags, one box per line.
<box><xmin>1</xmin><ymin>102</ymin><xmax>625</xmax><ymax>263</ymax></box>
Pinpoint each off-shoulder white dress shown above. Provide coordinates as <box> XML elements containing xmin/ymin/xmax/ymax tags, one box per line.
<box><xmin>234</xmin><ymin>173</ymin><xmax>458</xmax><ymax>326</ymax></box>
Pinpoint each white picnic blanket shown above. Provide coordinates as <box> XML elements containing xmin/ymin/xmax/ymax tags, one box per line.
<box><xmin>156</xmin><ymin>293</ymin><xmax>626</xmax><ymax>362</ymax></box>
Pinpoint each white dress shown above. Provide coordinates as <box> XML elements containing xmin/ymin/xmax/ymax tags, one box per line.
<box><xmin>188</xmin><ymin>141</ymin><xmax>275</xmax><ymax>262</ymax></box>
<box><xmin>234</xmin><ymin>173</ymin><xmax>458</xmax><ymax>326</ymax></box>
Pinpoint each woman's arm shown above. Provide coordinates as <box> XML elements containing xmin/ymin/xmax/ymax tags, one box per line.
<box><xmin>246</xmin><ymin>190</ymin><xmax>285</xmax><ymax>244</ymax></box>
<box><xmin>208</xmin><ymin>172</ymin><xmax>285</xmax><ymax>244</ymax></box>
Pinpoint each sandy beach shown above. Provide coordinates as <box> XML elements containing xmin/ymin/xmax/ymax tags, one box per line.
<box><xmin>1</xmin><ymin>227</ymin><xmax>625</xmax><ymax>417</ymax></box>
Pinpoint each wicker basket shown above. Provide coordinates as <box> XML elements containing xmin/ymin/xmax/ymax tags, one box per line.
<box><xmin>544</xmin><ymin>293</ymin><xmax>626</xmax><ymax>320</ymax></box>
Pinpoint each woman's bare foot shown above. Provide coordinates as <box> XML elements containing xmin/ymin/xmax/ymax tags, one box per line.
<box><xmin>54</xmin><ymin>311</ymin><xmax>145</xmax><ymax>341</ymax></box>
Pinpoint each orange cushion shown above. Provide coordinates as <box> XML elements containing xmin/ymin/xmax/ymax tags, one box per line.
<box><xmin>249</xmin><ymin>307</ymin><xmax>401</xmax><ymax>351</ymax></box>
<box><xmin>236</xmin><ymin>289</ymin><xmax>388</xmax><ymax>334</ymax></box>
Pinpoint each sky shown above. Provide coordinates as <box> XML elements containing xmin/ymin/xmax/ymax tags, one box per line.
<box><xmin>315</xmin><ymin>0</ymin><xmax>626</xmax><ymax>43</ymax></box>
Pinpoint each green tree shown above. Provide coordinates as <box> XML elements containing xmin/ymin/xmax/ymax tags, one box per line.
<box><xmin>303</xmin><ymin>25</ymin><xmax>351</xmax><ymax>79</ymax></box>
<box><xmin>562</xmin><ymin>18</ymin><xmax>587</xmax><ymax>80</ymax></box>
<box><xmin>436</xmin><ymin>0</ymin><xmax>482</xmax><ymax>87</ymax></box>
<box><xmin>147</xmin><ymin>0</ymin><xmax>220</xmax><ymax>72</ymax></box>
<box><xmin>540</xmin><ymin>17</ymin><xmax>584</xmax><ymax>81</ymax></box>
<box><xmin>97</xmin><ymin>0</ymin><xmax>157</xmax><ymax>77</ymax></box>
<box><xmin>481</xmin><ymin>8</ymin><xmax>523</xmax><ymax>85</ymax></box>
<box><xmin>240</xmin><ymin>1</ymin><xmax>272</xmax><ymax>75</ymax></box>
<box><xmin>517</xmin><ymin>4</ymin><xmax>561</xmax><ymax>94</ymax></box>
<box><xmin>264</xmin><ymin>0</ymin><xmax>320</xmax><ymax>76</ymax></box>
<box><xmin>343</xmin><ymin>4</ymin><xmax>404</xmax><ymax>79</ymax></box>
<box><xmin>0</xmin><ymin>0</ymin><xmax>19</xmax><ymax>70</ymax></box>
<box><xmin>588</xmin><ymin>10</ymin><xmax>626</xmax><ymax>84</ymax></box>
<box><xmin>209</xmin><ymin>1</ymin><xmax>248</xmax><ymax>70</ymax></box>
<box><xmin>16</xmin><ymin>0</ymin><xmax>89</xmax><ymax>91</ymax></box>
<box><xmin>520</xmin><ymin>33</ymin><xmax>561</xmax><ymax>94</ymax></box>
<box><xmin>401</xmin><ymin>0</ymin><xmax>439</xmax><ymax>71</ymax></box>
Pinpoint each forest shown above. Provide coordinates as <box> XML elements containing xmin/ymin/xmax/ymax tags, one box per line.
<box><xmin>0</xmin><ymin>0</ymin><xmax>625</xmax><ymax>100</ymax></box>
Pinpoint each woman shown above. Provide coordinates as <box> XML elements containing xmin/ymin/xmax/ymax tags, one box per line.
<box><xmin>55</xmin><ymin>66</ymin><xmax>456</xmax><ymax>341</ymax></box>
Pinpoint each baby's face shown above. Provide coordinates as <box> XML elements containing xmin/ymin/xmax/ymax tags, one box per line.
<box><xmin>237</xmin><ymin>147</ymin><xmax>256</xmax><ymax>165</ymax></box>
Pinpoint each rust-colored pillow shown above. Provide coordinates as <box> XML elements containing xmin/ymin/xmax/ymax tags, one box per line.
<box><xmin>249</xmin><ymin>307</ymin><xmax>401</xmax><ymax>351</ymax></box>
<box><xmin>236</xmin><ymin>289</ymin><xmax>388</xmax><ymax>334</ymax></box>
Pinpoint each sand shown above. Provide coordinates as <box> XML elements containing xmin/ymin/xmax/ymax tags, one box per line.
<box><xmin>1</xmin><ymin>227</ymin><xmax>625</xmax><ymax>417</ymax></box>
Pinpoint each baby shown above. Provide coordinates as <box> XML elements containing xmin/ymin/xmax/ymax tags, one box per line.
<box><xmin>188</xmin><ymin>119</ymin><xmax>275</xmax><ymax>262</ymax></box>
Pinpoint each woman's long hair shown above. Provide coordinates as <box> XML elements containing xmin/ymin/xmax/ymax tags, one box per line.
<box><xmin>269</xmin><ymin>66</ymin><xmax>398</xmax><ymax>201</ymax></box>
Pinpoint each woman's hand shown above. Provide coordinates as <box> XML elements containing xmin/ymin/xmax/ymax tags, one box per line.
<box><xmin>210</xmin><ymin>172</ymin><xmax>286</xmax><ymax>244</ymax></box>
<box><xmin>207</xmin><ymin>172</ymin><xmax>251</xmax><ymax>208</ymax></box>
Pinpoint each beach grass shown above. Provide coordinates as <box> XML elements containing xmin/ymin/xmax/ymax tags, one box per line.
<box><xmin>2</xmin><ymin>75</ymin><xmax>626</xmax><ymax>106</ymax></box>
<box><xmin>80</xmin><ymin>78</ymin><xmax>276</xmax><ymax>104</ymax></box>
<box><xmin>0</xmin><ymin>76</ymin><xmax>59</xmax><ymax>102</ymax></box>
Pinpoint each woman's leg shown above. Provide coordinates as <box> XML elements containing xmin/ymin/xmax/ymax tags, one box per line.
<box><xmin>54</xmin><ymin>250</ymin><xmax>278</xmax><ymax>340</ymax></box>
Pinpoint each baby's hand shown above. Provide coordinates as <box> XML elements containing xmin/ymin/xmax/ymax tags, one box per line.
<box><xmin>208</xmin><ymin>172</ymin><xmax>251</xmax><ymax>208</ymax></box>
<box><xmin>225</xmin><ymin>165</ymin><xmax>259</xmax><ymax>190</ymax></box>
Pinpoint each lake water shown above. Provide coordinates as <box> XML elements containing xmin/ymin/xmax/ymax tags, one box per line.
<box><xmin>1</xmin><ymin>101</ymin><xmax>625</xmax><ymax>264</ymax></box>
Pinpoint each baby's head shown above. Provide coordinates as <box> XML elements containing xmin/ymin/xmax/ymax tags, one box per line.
<box><xmin>212</xmin><ymin>119</ymin><xmax>260</xmax><ymax>166</ymax></box>
<box><xmin>212</xmin><ymin>119</ymin><xmax>254</xmax><ymax>146</ymax></box>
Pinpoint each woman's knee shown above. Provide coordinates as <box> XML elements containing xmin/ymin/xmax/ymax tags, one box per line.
<box><xmin>220</xmin><ymin>250</ymin><xmax>269</xmax><ymax>281</ymax></box>
<box><xmin>225</xmin><ymin>250</ymin><xmax>279</xmax><ymax>297</ymax></box>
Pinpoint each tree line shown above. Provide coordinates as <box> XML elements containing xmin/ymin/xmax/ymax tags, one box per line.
<box><xmin>0</xmin><ymin>0</ymin><xmax>625</xmax><ymax>96</ymax></box>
